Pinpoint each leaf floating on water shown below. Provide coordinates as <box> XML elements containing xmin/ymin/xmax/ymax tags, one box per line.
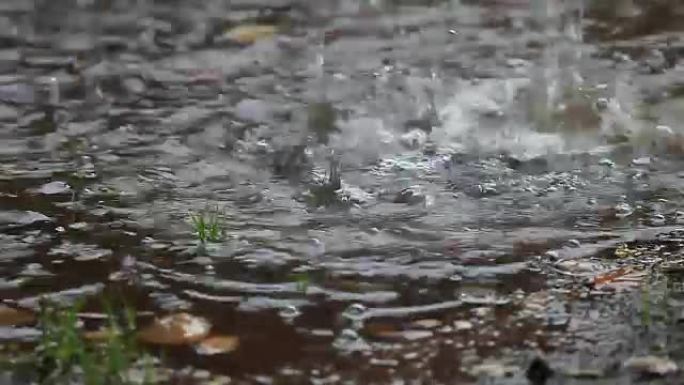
<box><xmin>195</xmin><ymin>335</ymin><xmax>239</xmax><ymax>356</ymax></box>
<box><xmin>592</xmin><ymin>267</ymin><xmax>632</xmax><ymax>286</ymax></box>
<box><xmin>139</xmin><ymin>313</ymin><xmax>211</xmax><ymax>345</ymax></box>
<box><xmin>223</xmin><ymin>24</ymin><xmax>277</xmax><ymax>45</ymax></box>
<box><xmin>614</xmin><ymin>244</ymin><xmax>637</xmax><ymax>259</ymax></box>
<box><xmin>0</xmin><ymin>305</ymin><xmax>35</xmax><ymax>326</ymax></box>
<box><xmin>592</xmin><ymin>267</ymin><xmax>647</xmax><ymax>291</ymax></box>
<box><xmin>373</xmin><ymin>329</ymin><xmax>433</xmax><ymax>341</ymax></box>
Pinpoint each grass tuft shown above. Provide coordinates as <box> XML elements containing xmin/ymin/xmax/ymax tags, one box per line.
<box><xmin>189</xmin><ymin>206</ymin><xmax>224</xmax><ymax>243</ymax></box>
<box><xmin>36</xmin><ymin>300</ymin><xmax>155</xmax><ymax>385</ymax></box>
<box><xmin>290</xmin><ymin>272</ymin><xmax>311</xmax><ymax>294</ymax></box>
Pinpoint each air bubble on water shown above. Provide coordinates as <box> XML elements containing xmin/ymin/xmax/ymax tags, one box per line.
<box><xmin>648</xmin><ymin>214</ymin><xmax>666</xmax><ymax>226</ymax></box>
<box><xmin>566</xmin><ymin>239</ymin><xmax>581</xmax><ymax>248</ymax></box>
<box><xmin>278</xmin><ymin>305</ymin><xmax>301</xmax><ymax>322</ymax></box>
<box><xmin>449</xmin><ymin>274</ymin><xmax>462</xmax><ymax>282</ymax></box>
<box><xmin>332</xmin><ymin>328</ymin><xmax>370</xmax><ymax>354</ymax></box>
<box><xmin>342</xmin><ymin>303</ymin><xmax>367</xmax><ymax>321</ymax></box>
<box><xmin>599</xmin><ymin>158</ymin><xmax>615</xmax><ymax>168</ymax></box>
<box><xmin>615</xmin><ymin>202</ymin><xmax>633</xmax><ymax>218</ymax></box>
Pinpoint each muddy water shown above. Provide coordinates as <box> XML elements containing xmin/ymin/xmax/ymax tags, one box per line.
<box><xmin>2</xmin><ymin>0</ymin><xmax>684</xmax><ymax>383</ymax></box>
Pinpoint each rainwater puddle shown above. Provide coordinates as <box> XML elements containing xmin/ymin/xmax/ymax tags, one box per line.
<box><xmin>2</xmin><ymin>0</ymin><xmax>684</xmax><ymax>384</ymax></box>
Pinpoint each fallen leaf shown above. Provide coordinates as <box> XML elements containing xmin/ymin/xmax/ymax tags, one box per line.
<box><xmin>592</xmin><ymin>267</ymin><xmax>632</xmax><ymax>286</ymax></box>
<box><xmin>411</xmin><ymin>319</ymin><xmax>442</xmax><ymax>329</ymax></box>
<box><xmin>195</xmin><ymin>335</ymin><xmax>239</xmax><ymax>355</ymax></box>
<box><xmin>0</xmin><ymin>305</ymin><xmax>35</xmax><ymax>326</ymax></box>
<box><xmin>374</xmin><ymin>330</ymin><xmax>433</xmax><ymax>341</ymax></box>
<box><xmin>139</xmin><ymin>313</ymin><xmax>211</xmax><ymax>345</ymax></box>
<box><xmin>593</xmin><ymin>267</ymin><xmax>647</xmax><ymax>291</ymax></box>
<box><xmin>223</xmin><ymin>24</ymin><xmax>277</xmax><ymax>45</ymax></box>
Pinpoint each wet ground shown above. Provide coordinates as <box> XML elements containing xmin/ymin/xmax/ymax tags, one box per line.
<box><xmin>2</xmin><ymin>0</ymin><xmax>684</xmax><ymax>383</ymax></box>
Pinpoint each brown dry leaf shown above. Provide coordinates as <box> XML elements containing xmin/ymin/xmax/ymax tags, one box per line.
<box><xmin>592</xmin><ymin>266</ymin><xmax>632</xmax><ymax>286</ymax></box>
<box><xmin>224</xmin><ymin>24</ymin><xmax>277</xmax><ymax>45</ymax></box>
<box><xmin>0</xmin><ymin>305</ymin><xmax>35</xmax><ymax>326</ymax></box>
<box><xmin>139</xmin><ymin>313</ymin><xmax>211</xmax><ymax>345</ymax></box>
<box><xmin>196</xmin><ymin>335</ymin><xmax>239</xmax><ymax>356</ymax></box>
<box><xmin>374</xmin><ymin>330</ymin><xmax>433</xmax><ymax>341</ymax></box>
<box><xmin>593</xmin><ymin>267</ymin><xmax>647</xmax><ymax>291</ymax></box>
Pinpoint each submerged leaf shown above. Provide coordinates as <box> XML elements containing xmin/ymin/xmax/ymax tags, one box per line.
<box><xmin>0</xmin><ymin>305</ymin><xmax>35</xmax><ymax>326</ymax></box>
<box><xmin>139</xmin><ymin>313</ymin><xmax>211</xmax><ymax>345</ymax></box>
<box><xmin>195</xmin><ymin>335</ymin><xmax>239</xmax><ymax>355</ymax></box>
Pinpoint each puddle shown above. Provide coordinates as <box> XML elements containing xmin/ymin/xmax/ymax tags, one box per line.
<box><xmin>1</xmin><ymin>0</ymin><xmax>684</xmax><ymax>383</ymax></box>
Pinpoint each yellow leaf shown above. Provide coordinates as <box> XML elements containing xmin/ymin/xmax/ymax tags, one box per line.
<box><xmin>224</xmin><ymin>24</ymin><xmax>277</xmax><ymax>45</ymax></box>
